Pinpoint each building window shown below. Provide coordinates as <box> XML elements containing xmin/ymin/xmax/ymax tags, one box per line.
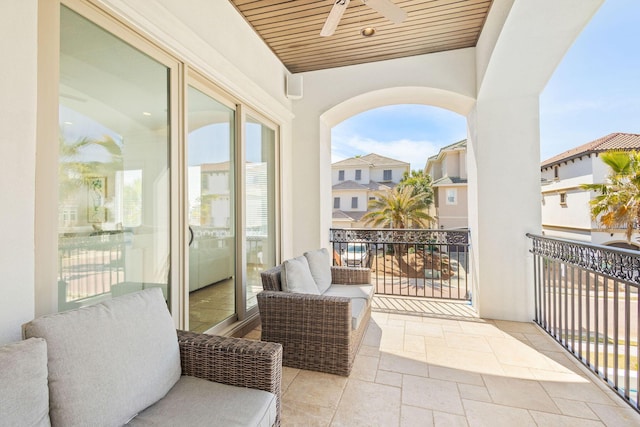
<box><xmin>338</xmin><ymin>170</ymin><xmax>345</xmax><ymax>181</ymax></box>
<box><xmin>446</xmin><ymin>189</ymin><xmax>457</xmax><ymax>205</ymax></box>
<box><xmin>554</xmin><ymin>166</ymin><xmax>559</xmax><ymax>180</ymax></box>
<box><xmin>334</xmin><ymin>197</ymin><xmax>340</xmax><ymax>209</ymax></box>
<box><xmin>560</xmin><ymin>192</ymin><xmax>567</xmax><ymax>205</ymax></box>
<box><xmin>351</xmin><ymin>197</ymin><xmax>358</xmax><ymax>209</ymax></box>
<box><xmin>383</xmin><ymin>170</ymin><xmax>392</xmax><ymax>181</ymax></box>
<box><xmin>369</xmin><ymin>197</ymin><xmax>376</xmax><ymax>201</ymax></box>
<box><xmin>355</xmin><ymin>169</ymin><xmax>362</xmax><ymax>181</ymax></box>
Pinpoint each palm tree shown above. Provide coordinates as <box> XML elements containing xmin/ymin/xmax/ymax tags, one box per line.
<box><xmin>362</xmin><ymin>185</ymin><xmax>434</xmax><ymax>273</ymax></box>
<box><xmin>397</xmin><ymin>169</ymin><xmax>434</xmax><ymax>209</ymax></box>
<box><xmin>59</xmin><ymin>134</ymin><xmax>123</xmax><ymax>197</ymax></box>
<box><xmin>362</xmin><ymin>185</ymin><xmax>434</xmax><ymax>229</ymax></box>
<box><xmin>580</xmin><ymin>150</ymin><xmax>640</xmax><ymax>242</ymax></box>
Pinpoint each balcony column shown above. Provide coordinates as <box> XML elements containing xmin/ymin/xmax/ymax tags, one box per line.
<box><xmin>0</xmin><ymin>0</ymin><xmax>39</xmax><ymax>344</ymax></box>
<box><xmin>465</xmin><ymin>0</ymin><xmax>604</xmax><ymax>322</ymax></box>
<box><xmin>466</xmin><ymin>96</ymin><xmax>540</xmax><ymax>322</ymax></box>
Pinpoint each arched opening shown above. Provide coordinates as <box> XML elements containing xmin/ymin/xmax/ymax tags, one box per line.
<box><xmin>330</xmin><ymin>104</ymin><xmax>467</xmax><ymax>229</ymax></box>
<box><xmin>318</xmin><ymin>87</ymin><xmax>475</xmax><ymax>247</ymax></box>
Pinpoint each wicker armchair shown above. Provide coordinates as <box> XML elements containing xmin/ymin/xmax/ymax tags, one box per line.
<box><xmin>178</xmin><ymin>331</ymin><xmax>282</xmax><ymax>425</ymax></box>
<box><xmin>258</xmin><ymin>265</ymin><xmax>372</xmax><ymax>376</ymax></box>
<box><xmin>20</xmin><ymin>288</ymin><xmax>283</xmax><ymax>427</ymax></box>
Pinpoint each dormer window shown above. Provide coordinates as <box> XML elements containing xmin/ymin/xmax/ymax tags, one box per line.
<box><xmin>383</xmin><ymin>170</ymin><xmax>392</xmax><ymax>181</ymax></box>
<box><xmin>554</xmin><ymin>166</ymin><xmax>559</xmax><ymax>180</ymax></box>
<box><xmin>338</xmin><ymin>170</ymin><xmax>345</xmax><ymax>181</ymax></box>
<box><xmin>355</xmin><ymin>169</ymin><xmax>362</xmax><ymax>181</ymax></box>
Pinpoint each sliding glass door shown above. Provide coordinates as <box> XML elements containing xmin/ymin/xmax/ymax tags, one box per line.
<box><xmin>54</xmin><ymin>3</ymin><xmax>280</xmax><ymax>332</ymax></box>
<box><xmin>58</xmin><ymin>6</ymin><xmax>170</xmax><ymax>311</ymax></box>
<box><xmin>245</xmin><ymin>115</ymin><xmax>277</xmax><ymax>310</ymax></box>
<box><xmin>187</xmin><ymin>85</ymin><xmax>236</xmax><ymax>333</ymax></box>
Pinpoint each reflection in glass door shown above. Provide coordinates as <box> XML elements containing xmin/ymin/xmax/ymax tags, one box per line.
<box><xmin>245</xmin><ymin>115</ymin><xmax>277</xmax><ymax>310</ymax></box>
<box><xmin>187</xmin><ymin>86</ymin><xmax>236</xmax><ymax>332</ymax></box>
<box><xmin>58</xmin><ymin>6</ymin><xmax>170</xmax><ymax>311</ymax></box>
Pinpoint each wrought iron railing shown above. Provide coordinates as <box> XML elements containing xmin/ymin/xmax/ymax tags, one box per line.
<box><xmin>329</xmin><ymin>228</ymin><xmax>470</xmax><ymax>301</ymax></box>
<box><xmin>527</xmin><ymin>233</ymin><xmax>639</xmax><ymax>411</ymax></box>
<box><xmin>58</xmin><ymin>231</ymin><xmax>125</xmax><ymax>304</ymax></box>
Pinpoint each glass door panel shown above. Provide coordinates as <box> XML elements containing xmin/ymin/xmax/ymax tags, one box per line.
<box><xmin>245</xmin><ymin>115</ymin><xmax>277</xmax><ymax>310</ymax></box>
<box><xmin>187</xmin><ymin>86</ymin><xmax>236</xmax><ymax>332</ymax></box>
<box><xmin>58</xmin><ymin>6</ymin><xmax>170</xmax><ymax>311</ymax></box>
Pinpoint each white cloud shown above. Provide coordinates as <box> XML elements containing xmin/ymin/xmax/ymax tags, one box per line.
<box><xmin>332</xmin><ymin>135</ymin><xmax>440</xmax><ymax>171</ymax></box>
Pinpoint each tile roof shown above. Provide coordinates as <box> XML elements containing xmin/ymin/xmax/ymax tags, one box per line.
<box><xmin>427</xmin><ymin>139</ymin><xmax>467</xmax><ymax>162</ymax></box>
<box><xmin>541</xmin><ymin>133</ymin><xmax>640</xmax><ymax>169</ymax></box>
<box><xmin>333</xmin><ymin>180</ymin><xmax>397</xmax><ymax>191</ymax></box>
<box><xmin>332</xmin><ymin>153</ymin><xmax>409</xmax><ymax>168</ymax></box>
<box><xmin>366</xmin><ymin>181</ymin><xmax>395</xmax><ymax>191</ymax></box>
<box><xmin>332</xmin><ymin>180</ymin><xmax>368</xmax><ymax>190</ymax></box>
<box><xmin>332</xmin><ymin>210</ymin><xmax>368</xmax><ymax>221</ymax></box>
<box><xmin>432</xmin><ymin>176</ymin><xmax>468</xmax><ymax>186</ymax></box>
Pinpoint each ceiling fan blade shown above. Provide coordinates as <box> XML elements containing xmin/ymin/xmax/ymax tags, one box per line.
<box><xmin>320</xmin><ymin>0</ymin><xmax>351</xmax><ymax>37</ymax></box>
<box><xmin>363</xmin><ymin>0</ymin><xmax>407</xmax><ymax>24</ymax></box>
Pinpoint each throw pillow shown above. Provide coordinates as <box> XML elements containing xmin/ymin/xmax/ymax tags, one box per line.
<box><xmin>281</xmin><ymin>256</ymin><xmax>320</xmax><ymax>294</ymax></box>
<box><xmin>304</xmin><ymin>248</ymin><xmax>332</xmax><ymax>294</ymax></box>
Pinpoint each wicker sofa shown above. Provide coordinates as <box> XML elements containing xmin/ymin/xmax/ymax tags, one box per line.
<box><xmin>258</xmin><ymin>249</ymin><xmax>373</xmax><ymax>376</ymax></box>
<box><xmin>3</xmin><ymin>288</ymin><xmax>282</xmax><ymax>427</ymax></box>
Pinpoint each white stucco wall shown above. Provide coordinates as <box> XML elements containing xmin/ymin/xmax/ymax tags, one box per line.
<box><xmin>541</xmin><ymin>156</ymin><xmax>595</xmax><ymax>232</ymax></box>
<box><xmin>292</xmin><ymin>48</ymin><xmax>477</xmax><ymax>255</ymax></box>
<box><xmin>467</xmin><ymin>0</ymin><xmax>603</xmax><ymax>322</ymax></box>
<box><xmin>333</xmin><ymin>190</ymin><xmax>368</xmax><ymax>212</ymax></box>
<box><xmin>0</xmin><ymin>0</ymin><xmax>38</xmax><ymax>344</ymax></box>
<box><xmin>370</xmin><ymin>166</ymin><xmax>407</xmax><ymax>183</ymax></box>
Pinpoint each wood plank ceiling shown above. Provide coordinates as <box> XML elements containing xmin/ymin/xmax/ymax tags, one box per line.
<box><xmin>229</xmin><ymin>0</ymin><xmax>494</xmax><ymax>73</ymax></box>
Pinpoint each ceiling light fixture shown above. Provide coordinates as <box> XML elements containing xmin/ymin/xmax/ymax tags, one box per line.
<box><xmin>361</xmin><ymin>27</ymin><xmax>376</xmax><ymax>37</ymax></box>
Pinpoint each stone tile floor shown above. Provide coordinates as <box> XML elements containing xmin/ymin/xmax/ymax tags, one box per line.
<box><xmin>245</xmin><ymin>303</ymin><xmax>640</xmax><ymax>426</ymax></box>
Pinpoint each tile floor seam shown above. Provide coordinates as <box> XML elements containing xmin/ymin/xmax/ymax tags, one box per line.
<box><xmin>530</xmin><ymin>405</ymin><xmax>609</xmax><ymax>424</ymax></box>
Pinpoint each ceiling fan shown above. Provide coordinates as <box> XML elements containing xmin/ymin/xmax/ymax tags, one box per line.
<box><xmin>320</xmin><ymin>0</ymin><xmax>408</xmax><ymax>37</ymax></box>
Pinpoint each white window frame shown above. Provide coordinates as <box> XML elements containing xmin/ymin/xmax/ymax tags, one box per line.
<box><xmin>446</xmin><ymin>188</ymin><xmax>457</xmax><ymax>205</ymax></box>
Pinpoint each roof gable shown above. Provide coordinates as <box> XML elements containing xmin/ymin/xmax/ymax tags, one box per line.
<box><xmin>332</xmin><ymin>153</ymin><xmax>409</xmax><ymax>168</ymax></box>
<box><xmin>541</xmin><ymin>133</ymin><xmax>640</xmax><ymax>169</ymax></box>
<box><xmin>332</xmin><ymin>180</ymin><xmax>368</xmax><ymax>190</ymax></box>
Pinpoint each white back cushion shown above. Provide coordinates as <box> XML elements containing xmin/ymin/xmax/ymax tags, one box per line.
<box><xmin>23</xmin><ymin>288</ymin><xmax>181</xmax><ymax>427</ymax></box>
<box><xmin>304</xmin><ymin>248</ymin><xmax>332</xmax><ymax>294</ymax></box>
<box><xmin>281</xmin><ymin>255</ymin><xmax>320</xmax><ymax>294</ymax></box>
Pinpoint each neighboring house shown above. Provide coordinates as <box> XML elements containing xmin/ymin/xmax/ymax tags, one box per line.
<box><xmin>331</xmin><ymin>154</ymin><xmax>409</xmax><ymax>228</ymax></box>
<box><xmin>425</xmin><ymin>140</ymin><xmax>468</xmax><ymax>229</ymax></box>
<box><xmin>540</xmin><ymin>133</ymin><xmax>640</xmax><ymax>249</ymax></box>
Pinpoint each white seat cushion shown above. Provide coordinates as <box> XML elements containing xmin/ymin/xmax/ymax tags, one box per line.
<box><xmin>322</xmin><ymin>284</ymin><xmax>373</xmax><ymax>330</ymax></box>
<box><xmin>322</xmin><ymin>284</ymin><xmax>374</xmax><ymax>301</ymax></box>
<box><xmin>128</xmin><ymin>376</ymin><xmax>277</xmax><ymax>427</ymax></box>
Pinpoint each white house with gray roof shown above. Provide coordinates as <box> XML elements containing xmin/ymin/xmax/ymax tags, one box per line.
<box><xmin>332</xmin><ymin>154</ymin><xmax>409</xmax><ymax>228</ymax></box>
<box><xmin>541</xmin><ymin>132</ymin><xmax>640</xmax><ymax>249</ymax></box>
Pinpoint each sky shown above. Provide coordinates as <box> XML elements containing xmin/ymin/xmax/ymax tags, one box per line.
<box><xmin>331</xmin><ymin>0</ymin><xmax>640</xmax><ymax>171</ymax></box>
